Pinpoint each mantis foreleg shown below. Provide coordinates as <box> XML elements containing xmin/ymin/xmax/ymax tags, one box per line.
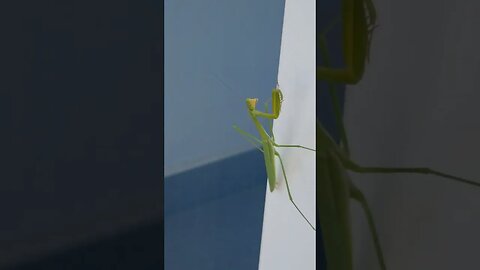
<box><xmin>316</xmin><ymin>0</ymin><xmax>378</xmax><ymax>84</ymax></box>
<box><xmin>264</xmin><ymin>100</ymin><xmax>275</xmax><ymax>141</ymax></box>
<box><xmin>318</xmin><ymin>29</ymin><xmax>351</xmax><ymax>155</ymax></box>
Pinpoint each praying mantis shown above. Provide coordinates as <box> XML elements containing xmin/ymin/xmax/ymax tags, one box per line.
<box><xmin>233</xmin><ymin>88</ymin><xmax>316</xmax><ymax>231</ymax></box>
<box><xmin>317</xmin><ymin>0</ymin><xmax>480</xmax><ymax>270</ymax></box>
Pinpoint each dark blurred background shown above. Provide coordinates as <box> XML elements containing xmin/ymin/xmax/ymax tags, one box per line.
<box><xmin>1</xmin><ymin>1</ymin><xmax>163</xmax><ymax>269</ymax></box>
<box><xmin>317</xmin><ymin>1</ymin><xmax>480</xmax><ymax>269</ymax></box>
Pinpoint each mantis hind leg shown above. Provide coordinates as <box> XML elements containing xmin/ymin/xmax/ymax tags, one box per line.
<box><xmin>273</xmin><ymin>142</ymin><xmax>315</xmax><ymax>152</ymax></box>
<box><xmin>350</xmin><ymin>184</ymin><xmax>387</xmax><ymax>270</ymax></box>
<box><xmin>275</xmin><ymin>151</ymin><xmax>316</xmax><ymax>231</ymax></box>
<box><xmin>267</xmin><ymin>121</ymin><xmax>315</xmax><ymax>151</ymax></box>
<box><xmin>337</xmin><ymin>153</ymin><xmax>480</xmax><ymax>188</ymax></box>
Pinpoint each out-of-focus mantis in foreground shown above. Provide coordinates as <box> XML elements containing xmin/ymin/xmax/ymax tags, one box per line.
<box><xmin>317</xmin><ymin>0</ymin><xmax>480</xmax><ymax>270</ymax></box>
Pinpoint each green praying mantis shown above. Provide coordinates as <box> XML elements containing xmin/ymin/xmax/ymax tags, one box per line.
<box><xmin>317</xmin><ymin>0</ymin><xmax>480</xmax><ymax>270</ymax></box>
<box><xmin>317</xmin><ymin>0</ymin><xmax>377</xmax><ymax>85</ymax></box>
<box><xmin>232</xmin><ymin>0</ymin><xmax>479</xmax><ymax>269</ymax></box>
<box><xmin>232</xmin><ymin>88</ymin><xmax>317</xmax><ymax>231</ymax></box>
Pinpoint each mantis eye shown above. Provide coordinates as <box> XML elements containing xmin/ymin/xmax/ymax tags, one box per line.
<box><xmin>246</xmin><ymin>98</ymin><xmax>258</xmax><ymax>110</ymax></box>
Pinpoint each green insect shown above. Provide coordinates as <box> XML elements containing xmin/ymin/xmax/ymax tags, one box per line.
<box><xmin>233</xmin><ymin>88</ymin><xmax>316</xmax><ymax>231</ymax></box>
<box><xmin>316</xmin><ymin>117</ymin><xmax>480</xmax><ymax>270</ymax></box>
<box><xmin>316</xmin><ymin>0</ymin><xmax>379</xmax><ymax>158</ymax></box>
<box><xmin>317</xmin><ymin>1</ymin><xmax>480</xmax><ymax>270</ymax></box>
<box><xmin>317</xmin><ymin>0</ymin><xmax>378</xmax><ymax>85</ymax></box>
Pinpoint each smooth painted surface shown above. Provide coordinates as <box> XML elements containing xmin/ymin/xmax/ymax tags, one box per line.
<box><xmin>343</xmin><ymin>1</ymin><xmax>480</xmax><ymax>269</ymax></box>
<box><xmin>165</xmin><ymin>0</ymin><xmax>285</xmax><ymax>177</ymax></box>
<box><xmin>164</xmin><ymin>1</ymin><xmax>286</xmax><ymax>269</ymax></box>
<box><xmin>165</xmin><ymin>150</ymin><xmax>267</xmax><ymax>270</ymax></box>
<box><xmin>258</xmin><ymin>0</ymin><xmax>316</xmax><ymax>269</ymax></box>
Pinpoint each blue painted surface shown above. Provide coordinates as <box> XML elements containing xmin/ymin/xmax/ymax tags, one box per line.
<box><xmin>165</xmin><ymin>150</ymin><xmax>267</xmax><ymax>270</ymax></box>
<box><xmin>165</xmin><ymin>0</ymin><xmax>285</xmax><ymax>269</ymax></box>
<box><xmin>165</xmin><ymin>0</ymin><xmax>286</xmax><ymax>176</ymax></box>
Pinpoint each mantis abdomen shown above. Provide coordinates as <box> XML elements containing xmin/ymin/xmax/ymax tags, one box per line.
<box><xmin>263</xmin><ymin>141</ymin><xmax>277</xmax><ymax>192</ymax></box>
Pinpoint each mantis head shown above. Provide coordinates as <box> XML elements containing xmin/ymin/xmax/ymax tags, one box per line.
<box><xmin>245</xmin><ymin>88</ymin><xmax>283</xmax><ymax>118</ymax></box>
<box><xmin>246</xmin><ymin>98</ymin><xmax>258</xmax><ymax>111</ymax></box>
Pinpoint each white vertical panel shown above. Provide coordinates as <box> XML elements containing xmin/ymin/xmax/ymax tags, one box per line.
<box><xmin>258</xmin><ymin>0</ymin><xmax>316</xmax><ymax>269</ymax></box>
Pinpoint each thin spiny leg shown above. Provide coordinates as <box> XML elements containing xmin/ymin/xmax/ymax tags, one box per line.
<box><xmin>350</xmin><ymin>184</ymin><xmax>387</xmax><ymax>270</ymax></box>
<box><xmin>337</xmin><ymin>152</ymin><xmax>480</xmax><ymax>188</ymax></box>
<box><xmin>273</xmin><ymin>142</ymin><xmax>315</xmax><ymax>152</ymax></box>
<box><xmin>232</xmin><ymin>125</ymin><xmax>264</xmax><ymax>153</ymax></box>
<box><xmin>275</xmin><ymin>151</ymin><xmax>316</xmax><ymax>231</ymax></box>
<box><xmin>317</xmin><ymin>31</ymin><xmax>359</xmax><ymax>83</ymax></box>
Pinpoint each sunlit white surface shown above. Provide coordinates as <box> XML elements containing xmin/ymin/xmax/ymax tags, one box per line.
<box><xmin>258</xmin><ymin>0</ymin><xmax>316</xmax><ymax>269</ymax></box>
